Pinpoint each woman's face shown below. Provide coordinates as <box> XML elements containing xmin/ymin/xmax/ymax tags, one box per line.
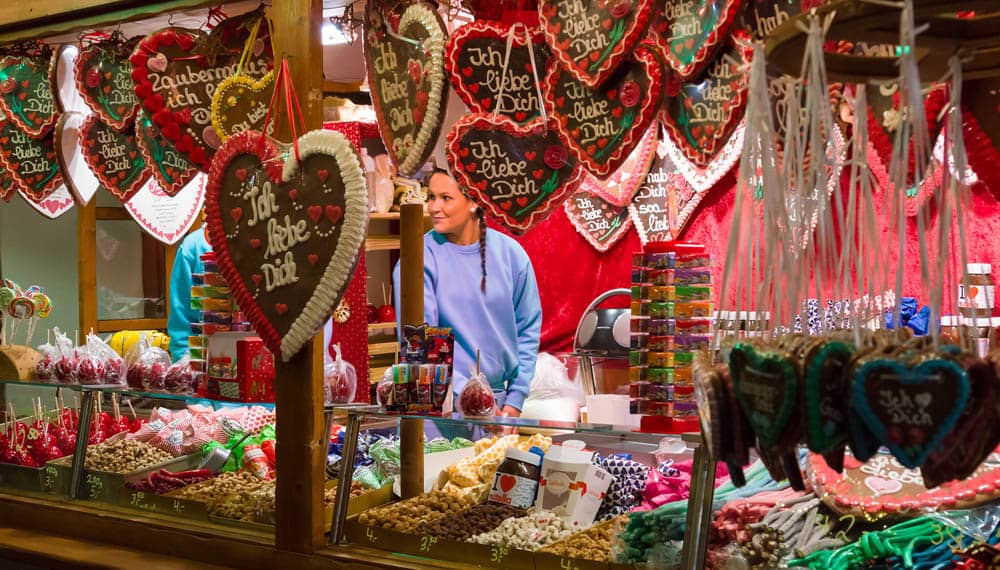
<box><xmin>427</xmin><ymin>172</ymin><xmax>476</xmax><ymax>235</ymax></box>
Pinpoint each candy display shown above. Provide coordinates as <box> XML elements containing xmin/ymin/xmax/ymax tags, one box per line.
<box><xmin>125</xmin><ymin>468</ymin><xmax>216</xmax><ymax>494</ymax></box>
<box><xmin>167</xmin><ymin>471</ymin><xmax>267</xmax><ymax>503</ymax></box>
<box><xmin>539</xmin><ymin>515</ymin><xmax>629</xmax><ymax>562</ymax></box>
<box><xmin>415</xmin><ymin>503</ymin><xmax>526</xmax><ymax>542</ymax></box>
<box><xmin>356</xmin><ymin>491</ymin><xmax>477</xmax><ymax>533</ymax></box>
<box><xmin>469</xmin><ymin>509</ymin><xmax>575</xmax><ymax>551</ymax></box>
<box><xmin>83</xmin><ymin>439</ymin><xmax>173</xmax><ymax>473</ymax></box>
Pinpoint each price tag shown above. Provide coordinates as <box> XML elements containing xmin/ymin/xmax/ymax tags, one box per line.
<box><xmin>86</xmin><ymin>474</ymin><xmax>103</xmax><ymax>499</ymax></box>
<box><xmin>43</xmin><ymin>466</ymin><xmax>57</xmax><ymax>490</ymax></box>
<box><xmin>419</xmin><ymin>535</ymin><xmax>439</xmax><ymax>553</ymax></box>
<box><xmin>365</xmin><ymin>527</ymin><xmax>378</xmax><ymax>545</ymax></box>
<box><xmin>172</xmin><ymin>500</ymin><xmax>186</xmax><ymax>514</ymax></box>
<box><xmin>561</xmin><ymin>558</ymin><xmax>580</xmax><ymax>570</ymax></box>
<box><xmin>490</xmin><ymin>545</ymin><xmax>509</xmax><ymax>564</ymax></box>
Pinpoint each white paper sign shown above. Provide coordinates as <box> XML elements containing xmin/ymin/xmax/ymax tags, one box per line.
<box><xmin>19</xmin><ymin>184</ymin><xmax>74</xmax><ymax>219</ymax></box>
<box><xmin>56</xmin><ymin>111</ymin><xmax>99</xmax><ymax>205</ymax></box>
<box><xmin>125</xmin><ymin>173</ymin><xmax>206</xmax><ymax>245</ymax></box>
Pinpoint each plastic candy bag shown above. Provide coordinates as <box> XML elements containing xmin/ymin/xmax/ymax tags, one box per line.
<box><xmin>125</xmin><ymin>333</ymin><xmax>171</xmax><ymax>391</ymax></box>
<box><xmin>125</xmin><ymin>334</ymin><xmax>151</xmax><ymax>389</ymax></box>
<box><xmin>80</xmin><ymin>332</ymin><xmax>125</xmax><ymax>386</ymax></box>
<box><xmin>164</xmin><ymin>355</ymin><xmax>197</xmax><ymax>394</ymax></box>
<box><xmin>375</xmin><ymin>367</ymin><xmax>393</xmax><ymax>407</ymax></box>
<box><xmin>521</xmin><ymin>353</ymin><xmax>585</xmax><ymax>423</ymax></box>
<box><xmin>34</xmin><ymin>341</ymin><xmax>58</xmax><ymax>383</ymax></box>
<box><xmin>50</xmin><ymin>327</ymin><xmax>78</xmax><ymax>384</ymax></box>
<box><xmin>458</xmin><ymin>369</ymin><xmax>495</xmax><ymax>418</ymax></box>
<box><xmin>324</xmin><ymin>343</ymin><xmax>357</xmax><ymax>404</ymax></box>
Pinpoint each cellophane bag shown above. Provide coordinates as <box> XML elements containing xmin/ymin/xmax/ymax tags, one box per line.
<box><xmin>51</xmin><ymin>327</ymin><xmax>78</xmax><ymax>384</ymax></box>
<box><xmin>164</xmin><ymin>355</ymin><xmax>197</xmax><ymax>394</ymax></box>
<box><xmin>458</xmin><ymin>371</ymin><xmax>495</xmax><ymax>418</ymax></box>
<box><xmin>124</xmin><ymin>332</ymin><xmax>171</xmax><ymax>392</ymax></box>
<box><xmin>82</xmin><ymin>332</ymin><xmax>125</xmax><ymax>386</ymax></box>
<box><xmin>125</xmin><ymin>334</ymin><xmax>151</xmax><ymax>389</ymax></box>
<box><xmin>324</xmin><ymin>343</ymin><xmax>357</xmax><ymax>404</ymax></box>
<box><xmin>34</xmin><ymin>341</ymin><xmax>58</xmax><ymax>383</ymax></box>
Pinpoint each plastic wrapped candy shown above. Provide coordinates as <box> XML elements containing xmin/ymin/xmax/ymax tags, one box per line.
<box><xmin>164</xmin><ymin>355</ymin><xmax>197</xmax><ymax>394</ymax></box>
<box><xmin>123</xmin><ymin>333</ymin><xmax>170</xmax><ymax>391</ymax></box>
<box><xmin>51</xmin><ymin>328</ymin><xmax>79</xmax><ymax>384</ymax></box>
<box><xmin>375</xmin><ymin>368</ymin><xmax>393</xmax><ymax>407</ymax></box>
<box><xmin>79</xmin><ymin>332</ymin><xmax>126</xmax><ymax>386</ymax></box>
<box><xmin>324</xmin><ymin>343</ymin><xmax>357</xmax><ymax>404</ymax></box>
<box><xmin>34</xmin><ymin>341</ymin><xmax>57</xmax><ymax>383</ymax></box>
<box><xmin>458</xmin><ymin>369</ymin><xmax>495</xmax><ymax>418</ymax></box>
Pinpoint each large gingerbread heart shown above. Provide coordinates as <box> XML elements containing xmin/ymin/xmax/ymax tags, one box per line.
<box><xmin>538</xmin><ymin>0</ymin><xmax>654</xmax><ymax>88</ymax></box>
<box><xmin>628</xmin><ymin>140</ymin><xmax>675</xmax><ymax>245</ymax></box>
<box><xmin>660</xmin><ymin>116</ymin><xmax>744</xmax><ymax>193</ymax></box>
<box><xmin>577</xmin><ymin>122</ymin><xmax>657</xmax><ymax>207</ymax></box>
<box><xmin>135</xmin><ymin>110</ymin><xmax>199</xmax><ymax>197</ymax></box>
<box><xmin>729</xmin><ymin>343</ymin><xmax>799</xmax><ymax>450</ymax></box>
<box><xmin>364</xmin><ymin>2</ymin><xmax>448</xmax><ymax>177</ymax></box>
<box><xmin>660</xmin><ymin>32</ymin><xmax>751</xmax><ymax>168</ymax></box>
<box><xmin>80</xmin><ymin>114</ymin><xmax>150</xmax><ymax>203</ymax></box>
<box><xmin>446</xmin><ymin>21</ymin><xmax>551</xmax><ymax>122</ymax></box>
<box><xmin>0</xmin><ymin>118</ymin><xmax>62</xmax><ymax>202</ymax></box>
<box><xmin>75</xmin><ymin>36</ymin><xmax>141</xmax><ymax>131</ymax></box>
<box><xmin>130</xmin><ymin>11</ymin><xmax>273</xmax><ymax>171</ymax></box>
<box><xmin>565</xmin><ymin>191</ymin><xmax>633</xmax><ymax>252</ymax></box>
<box><xmin>205</xmin><ymin>129</ymin><xmax>368</xmax><ymax>361</ymax></box>
<box><xmin>658</xmin><ymin>0</ymin><xmax>742</xmax><ymax>81</ymax></box>
<box><xmin>0</xmin><ymin>48</ymin><xmax>58</xmax><ymax>138</ymax></box>
<box><xmin>211</xmin><ymin>69</ymin><xmax>275</xmax><ymax>142</ymax></box>
<box><xmin>447</xmin><ymin>114</ymin><xmax>584</xmax><ymax>234</ymax></box>
<box><xmin>854</xmin><ymin>357</ymin><xmax>969</xmax><ymax>468</ymax></box>
<box><xmin>544</xmin><ymin>46</ymin><xmax>662</xmax><ymax>178</ymax></box>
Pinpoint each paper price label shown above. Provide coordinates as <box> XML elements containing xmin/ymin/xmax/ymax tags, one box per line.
<box><xmin>561</xmin><ymin>558</ymin><xmax>580</xmax><ymax>570</ymax></box>
<box><xmin>86</xmin><ymin>474</ymin><xmax>103</xmax><ymax>499</ymax></box>
<box><xmin>419</xmin><ymin>535</ymin><xmax>439</xmax><ymax>552</ymax></box>
<box><xmin>365</xmin><ymin>527</ymin><xmax>378</xmax><ymax>545</ymax></box>
<box><xmin>490</xmin><ymin>546</ymin><xmax>509</xmax><ymax>564</ymax></box>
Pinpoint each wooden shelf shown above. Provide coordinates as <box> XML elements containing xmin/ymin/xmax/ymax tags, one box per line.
<box><xmin>369</xmin><ymin>212</ymin><xmax>400</xmax><ymax>221</ymax></box>
<box><xmin>368</xmin><ymin>338</ymin><xmax>399</xmax><ymax>356</ymax></box>
<box><xmin>368</xmin><ymin>321</ymin><xmax>396</xmax><ymax>332</ymax></box>
<box><xmin>365</xmin><ymin>235</ymin><xmax>400</xmax><ymax>252</ymax></box>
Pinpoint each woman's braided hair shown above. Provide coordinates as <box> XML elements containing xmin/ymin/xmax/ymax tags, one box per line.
<box><xmin>431</xmin><ymin>168</ymin><xmax>486</xmax><ymax>293</ymax></box>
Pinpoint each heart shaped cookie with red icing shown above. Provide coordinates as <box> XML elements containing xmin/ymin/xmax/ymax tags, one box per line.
<box><xmin>657</xmin><ymin>0</ymin><xmax>742</xmax><ymax>81</ymax></box>
<box><xmin>0</xmin><ymin>46</ymin><xmax>58</xmax><ymax>138</ymax></box>
<box><xmin>130</xmin><ymin>10</ymin><xmax>273</xmax><ymax>171</ymax></box>
<box><xmin>538</xmin><ymin>0</ymin><xmax>654</xmax><ymax>88</ymax></box>
<box><xmin>80</xmin><ymin>115</ymin><xmax>150</xmax><ymax>203</ymax></box>
<box><xmin>76</xmin><ymin>36</ymin><xmax>141</xmax><ymax>131</ymax></box>
<box><xmin>565</xmin><ymin>190</ymin><xmax>633</xmax><ymax>252</ymax></box>
<box><xmin>576</xmin><ymin>122</ymin><xmax>657</xmax><ymax>207</ymax></box>
<box><xmin>447</xmin><ymin>113</ymin><xmax>584</xmax><ymax>234</ymax></box>
<box><xmin>0</xmin><ymin>117</ymin><xmax>62</xmax><ymax>202</ymax></box>
<box><xmin>135</xmin><ymin>110</ymin><xmax>199</xmax><ymax>197</ymax></box>
<box><xmin>544</xmin><ymin>45</ymin><xmax>663</xmax><ymax>179</ymax></box>
<box><xmin>205</xmin><ymin>129</ymin><xmax>368</xmax><ymax>361</ymax></box>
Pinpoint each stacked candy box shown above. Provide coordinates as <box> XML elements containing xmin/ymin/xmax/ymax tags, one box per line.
<box><xmin>191</xmin><ymin>252</ymin><xmax>251</xmax><ymax>386</ymax></box>
<box><xmin>629</xmin><ymin>243</ymin><xmax>711</xmax><ymax>431</ymax></box>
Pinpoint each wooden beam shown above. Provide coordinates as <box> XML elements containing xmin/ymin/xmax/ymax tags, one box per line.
<box><xmin>95</xmin><ymin>207</ymin><xmax>130</xmax><ymax>220</ymax></box>
<box><xmin>399</xmin><ymin>203</ymin><xmax>425</xmax><ymax>499</ymax></box>
<box><xmin>271</xmin><ymin>0</ymin><xmax>326</xmax><ymax>554</ymax></box>
<box><xmin>95</xmin><ymin>318</ymin><xmax>167</xmax><ymax>333</ymax></box>
<box><xmin>77</xmin><ymin>200</ymin><xmax>97</xmax><ymax>337</ymax></box>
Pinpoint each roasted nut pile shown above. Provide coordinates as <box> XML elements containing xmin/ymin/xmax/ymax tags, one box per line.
<box><xmin>540</xmin><ymin>516</ymin><xmax>628</xmax><ymax>561</ymax></box>
<box><xmin>470</xmin><ymin>510</ymin><xmax>575</xmax><ymax>551</ymax></box>
<box><xmin>84</xmin><ymin>439</ymin><xmax>172</xmax><ymax>473</ymax></box>
<box><xmin>415</xmin><ymin>503</ymin><xmax>526</xmax><ymax>542</ymax></box>
<box><xmin>357</xmin><ymin>491</ymin><xmax>476</xmax><ymax>533</ymax></box>
<box><xmin>167</xmin><ymin>471</ymin><xmax>266</xmax><ymax>502</ymax></box>
<box><xmin>321</xmin><ymin>481</ymin><xmax>369</xmax><ymax>509</ymax></box>
<box><xmin>210</xmin><ymin>482</ymin><xmax>275</xmax><ymax>522</ymax></box>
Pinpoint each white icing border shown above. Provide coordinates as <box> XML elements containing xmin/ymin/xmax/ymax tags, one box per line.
<box><xmin>396</xmin><ymin>3</ymin><xmax>447</xmax><ymax>176</ymax></box>
<box><xmin>661</xmin><ymin>119</ymin><xmax>745</xmax><ymax>193</ymax></box>
<box><xmin>279</xmin><ymin>129</ymin><xmax>369</xmax><ymax>361</ymax></box>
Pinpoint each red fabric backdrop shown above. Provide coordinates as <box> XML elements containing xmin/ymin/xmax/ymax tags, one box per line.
<box><xmin>506</xmin><ymin>172</ymin><xmax>999</xmax><ymax>354</ymax></box>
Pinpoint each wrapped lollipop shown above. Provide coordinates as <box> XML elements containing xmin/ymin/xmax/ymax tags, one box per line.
<box><xmin>24</xmin><ymin>292</ymin><xmax>50</xmax><ymax>347</ymax></box>
<box><xmin>7</xmin><ymin>294</ymin><xmax>34</xmax><ymax>346</ymax></box>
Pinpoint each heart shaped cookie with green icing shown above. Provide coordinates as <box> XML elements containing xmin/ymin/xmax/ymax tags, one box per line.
<box><xmin>80</xmin><ymin>115</ymin><xmax>150</xmax><ymax>203</ymax></box>
<box><xmin>75</xmin><ymin>36</ymin><xmax>141</xmax><ymax>131</ymax></box>
<box><xmin>803</xmin><ymin>340</ymin><xmax>853</xmax><ymax>453</ymax></box>
<box><xmin>0</xmin><ymin>47</ymin><xmax>58</xmax><ymax>138</ymax></box>
<box><xmin>729</xmin><ymin>343</ymin><xmax>800</xmax><ymax>449</ymax></box>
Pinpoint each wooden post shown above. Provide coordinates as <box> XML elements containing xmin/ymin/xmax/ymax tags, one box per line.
<box><xmin>77</xmin><ymin>200</ymin><xmax>97</xmax><ymax>335</ymax></box>
<box><xmin>399</xmin><ymin>203</ymin><xmax>425</xmax><ymax>499</ymax></box>
<box><xmin>271</xmin><ymin>0</ymin><xmax>326</xmax><ymax>553</ymax></box>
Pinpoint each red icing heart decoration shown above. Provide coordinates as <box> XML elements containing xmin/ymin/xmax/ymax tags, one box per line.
<box><xmin>660</xmin><ymin>32</ymin><xmax>751</xmax><ymax>168</ymax></box>
<box><xmin>0</xmin><ymin>47</ymin><xmax>58</xmax><ymax>138</ymax></box>
<box><xmin>656</xmin><ymin>0</ymin><xmax>741</xmax><ymax>81</ymax></box>
<box><xmin>364</xmin><ymin>2</ymin><xmax>449</xmax><ymax>176</ymax></box>
<box><xmin>538</xmin><ymin>0</ymin><xmax>654</xmax><ymax>88</ymax></box>
<box><xmin>75</xmin><ymin>36</ymin><xmax>141</xmax><ymax>131</ymax></box>
<box><xmin>79</xmin><ymin>115</ymin><xmax>150</xmax><ymax>203</ymax></box>
<box><xmin>576</xmin><ymin>121</ymin><xmax>657</xmax><ymax>207</ymax></box>
<box><xmin>447</xmin><ymin>114</ymin><xmax>585</xmax><ymax>234</ymax></box>
<box><xmin>130</xmin><ymin>11</ymin><xmax>274</xmax><ymax>171</ymax></box>
<box><xmin>135</xmin><ymin>110</ymin><xmax>199</xmax><ymax>197</ymax></box>
<box><xmin>544</xmin><ymin>46</ymin><xmax>663</xmax><ymax>179</ymax></box>
<box><xmin>565</xmin><ymin>190</ymin><xmax>633</xmax><ymax>252</ymax></box>
<box><xmin>17</xmin><ymin>183</ymin><xmax>75</xmax><ymax>219</ymax></box>
<box><xmin>0</xmin><ymin>118</ymin><xmax>63</xmax><ymax>202</ymax></box>
<box><xmin>446</xmin><ymin>21</ymin><xmax>552</xmax><ymax>122</ymax></box>
<box><xmin>205</xmin><ymin>129</ymin><xmax>368</xmax><ymax>361</ymax></box>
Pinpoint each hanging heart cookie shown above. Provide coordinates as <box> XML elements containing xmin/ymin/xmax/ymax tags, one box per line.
<box><xmin>564</xmin><ymin>191</ymin><xmax>633</xmax><ymax>252</ymax></box>
<box><xmin>803</xmin><ymin>340</ymin><xmax>853</xmax><ymax>454</ymax></box>
<box><xmin>55</xmin><ymin>44</ymin><xmax>88</xmax><ymax>115</ymax></box>
<box><xmin>79</xmin><ymin>115</ymin><xmax>150</xmax><ymax>203</ymax></box>
<box><xmin>658</xmin><ymin>0</ymin><xmax>742</xmax><ymax>81</ymax></box>
<box><xmin>75</xmin><ymin>36</ymin><xmax>141</xmax><ymax>131</ymax></box>
<box><xmin>205</xmin><ymin>129</ymin><xmax>368</xmax><ymax>361</ymax></box>
<box><xmin>0</xmin><ymin>166</ymin><xmax>20</xmax><ymax>202</ymax></box>
<box><xmin>130</xmin><ymin>11</ymin><xmax>273</xmax><ymax>171</ymax></box>
<box><xmin>538</xmin><ymin>0</ymin><xmax>654</xmax><ymax>88</ymax></box>
<box><xmin>126</xmin><ymin>174</ymin><xmax>206</xmax><ymax>245</ymax></box>
<box><xmin>728</xmin><ymin>343</ymin><xmax>800</xmax><ymax>450</ymax></box>
<box><xmin>364</xmin><ymin>2</ymin><xmax>448</xmax><ymax>177</ymax></box>
<box><xmin>660</xmin><ymin>32</ymin><xmax>751</xmax><ymax>168</ymax></box>
<box><xmin>17</xmin><ymin>183</ymin><xmax>74</xmax><ymax>219</ymax></box>
<box><xmin>446</xmin><ymin>21</ymin><xmax>551</xmax><ymax>122</ymax></box>
<box><xmin>135</xmin><ymin>110</ymin><xmax>199</xmax><ymax>197</ymax></box>
<box><xmin>0</xmin><ymin>47</ymin><xmax>58</xmax><ymax>138</ymax></box>
<box><xmin>55</xmin><ymin>112</ymin><xmax>100</xmax><ymax>205</ymax></box>
<box><xmin>211</xmin><ymin>70</ymin><xmax>275</xmax><ymax>142</ymax></box>
<box><xmin>853</xmin><ymin>357</ymin><xmax>970</xmax><ymax>468</ymax></box>
<box><xmin>447</xmin><ymin>114</ymin><xmax>584</xmax><ymax>234</ymax></box>
<box><xmin>628</xmin><ymin>136</ymin><xmax>674</xmax><ymax>245</ymax></box>
<box><xmin>577</xmin><ymin>122</ymin><xmax>656</xmax><ymax>207</ymax></box>
<box><xmin>544</xmin><ymin>46</ymin><xmax>662</xmax><ymax>178</ymax></box>
<box><xmin>0</xmin><ymin>118</ymin><xmax>62</xmax><ymax>202</ymax></box>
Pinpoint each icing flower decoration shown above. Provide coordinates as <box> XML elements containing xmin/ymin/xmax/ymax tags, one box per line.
<box><xmin>611</xmin><ymin>0</ymin><xmax>631</xmax><ymax>18</ymax></box>
<box><xmin>544</xmin><ymin>144</ymin><xmax>568</xmax><ymax>169</ymax></box>
<box><xmin>620</xmin><ymin>80</ymin><xmax>640</xmax><ymax>108</ymax></box>
<box><xmin>86</xmin><ymin>68</ymin><xmax>101</xmax><ymax>89</ymax></box>
<box><xmin>0</xmin><ymin>79</ymin><xmax>13</xmax><ymax>94</ymax></box>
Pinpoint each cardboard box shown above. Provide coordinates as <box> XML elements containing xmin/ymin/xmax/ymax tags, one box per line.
<box><xmin>536</xmin><ymin>447</ymin><xmax>613</xmax><ymax>528</ymax></box>
<box><xmin>205</xmin><ymin>333</ymin><xmax>275</xmax><ymax>402</ymax></box>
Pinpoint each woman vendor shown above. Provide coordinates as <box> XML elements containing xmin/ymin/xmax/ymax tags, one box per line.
<box><xmin>393</xmin><ymin>168</ymin><xmax>543</xmax><ymax>417</ymax></box>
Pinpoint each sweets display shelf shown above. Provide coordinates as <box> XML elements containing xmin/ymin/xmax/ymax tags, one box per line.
<box><xmin>329</xmin><ymin>409</ymin><xmax>717</xmax><ymax>569</ymax></box>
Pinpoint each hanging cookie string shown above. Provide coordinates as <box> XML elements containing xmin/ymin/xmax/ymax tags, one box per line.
<box><xmin>257</xmin><ymin>58</ymin><xmax>308</xmax><ymax>165</ymax></box>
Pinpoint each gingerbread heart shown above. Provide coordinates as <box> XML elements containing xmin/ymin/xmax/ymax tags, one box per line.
<box><xmin>364</xmin><ymin>2</ymin><xmax>449</xmax><ymax>177</ymax></box>
<box><xmin>729</xmin><ymin>343</ymin><xmax>800</xmax><ymax>449</ymax></box>
<box><xmin>0</xmin><ymin>118</ymin><xmax>62</xmax><ymax>202</ymax></box>
<box><xmin>803</xmin><ymin>340</ymin><xmax>853</xmax><ymax>453</ymax></box>
<box><xmin>135</xmin><ymin>110</ymin><xmax>199</xmax><ymax>197</ymax></box>
<box><xmin>126</xmin><ymin>174</ymin><xmax>206</xmax><ymax>245</ymax></box>
<box><xmin>211</xmin><ymin>69</ymin><xmax>275</xmax><ymax>142</ymax></box>
<box><xmin>660</xmin><ymin>32</ymin><xmax>751</xmax><ymax>168</ymax></box>
<box><xmin>544</xmin><ymin>46</ymin><xmax>662</xmax><ymax>178</ymax></box>
<box><xmin>0</xmin><ymin>48</ymin><xmax>58</xmax><ymax>138</ymax></box>
<box><xmin>564</xmin><ymin>191</ymin><xmax>633</xmax><ymax>252</ymax></box>
<box><xmin>17</xmin><ymin>183</ymin><xmax>74</xmax><ymax>219</ymax></box>
<box><xmin>657</xmin><ymin>0</ymin><xmax>742</xmax><ymax>81</ymax></box>
<box><xmin>0</xmin><ymin>165</ymin><xmax>19</xmax><ymax>202</ymax></box>
<box><xmin>538</xmin><ymin>0</ymin><xmax>654</xmax><ymax>88</ymax></box>
<box><xmin>628</xmin><ymin>138</ymin><xmax>676</xmax><ymax>245</ymax></box>
<box><xmin>130</xmin><ymin>11</ymin><xmax>273</xmax><ymax>171</ymax></box>
<box><xmin>577</xmin><ymin>122</ymin><xmax>656</xmax><ymax>207</ymax></box>
<box><xmin>446</xmin><ymin>114</ymin><xmax>584</xmax><ymax>234</ymax></box>
<box><xmin>54</xmin><ymin>111</ymin><xmax>100</xmax><ymax>205</ymax></box>
<box><xmin>853</xmin><ymin>357</ymin><xmax>969</xmax><ymax>468</ymax></box>
<box><xmin>79</xmin><ymin>114</ymin><xmax>150</xmax><ymax>203</ymax></box>
<box><xmin>75</xmin><ymin>36</ymin><xmax>141</xmax><ymax>131</ymax></box>
<box><xmin>205</xmin><ymin>129</ymin><xmax>368</xmax><ymax>361</ymax></box>
<box><xmin>446</xmin><ymin>21</ymin><xmax>551</xmax><ymax>122</ymax></box>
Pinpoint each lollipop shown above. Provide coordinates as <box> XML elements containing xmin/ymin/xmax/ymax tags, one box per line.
<box><xmin>0</xmin><ymin>286</ymin><xmax>15</xmax><ymax>345</ymax></box>
<box><xmin>25</xmin><ymin>292</ymin><xmax>50</xmax><ymax>347</ymax></box>
<box><xmin>7</xmin><ymin>295</ymin><xmax>34</xmax><ymax>346</ymax></box>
